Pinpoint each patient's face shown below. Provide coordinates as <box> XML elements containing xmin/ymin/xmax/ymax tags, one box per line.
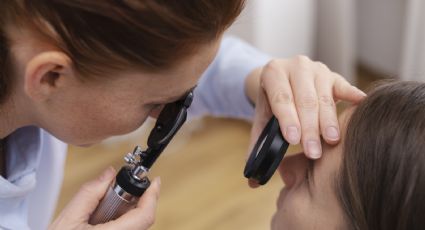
<box><xmin>272</xmin><ymin>109</ymin><xmax>352</xmax><ymax>229</ymax></box>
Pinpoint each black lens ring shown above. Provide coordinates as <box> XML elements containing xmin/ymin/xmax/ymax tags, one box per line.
<box><xmin>244</xmin><ymin>116</ymin><xmax>289</xmax><ymax>185</ymax></box>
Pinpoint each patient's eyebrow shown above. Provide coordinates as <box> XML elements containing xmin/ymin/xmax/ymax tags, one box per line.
<box><xmin>306</xmin><ymin>159</ymin><xmax>316</xmax><ymax>196</ymax></box>
<box><xmin>307</xmin><ymin>160</ymin><xmax>315</xmax><ymax>185</ymax></box>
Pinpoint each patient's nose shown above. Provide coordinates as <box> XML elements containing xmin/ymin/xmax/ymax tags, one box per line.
<box><xmin>279</xmin><ymin>153</ymin><xmax>309</xmax><ymax>189</ymax></box>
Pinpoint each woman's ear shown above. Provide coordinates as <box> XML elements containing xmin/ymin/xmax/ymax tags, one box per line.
<box><xmin>24</xmin><ymin>51</ymin><xmax>74</xmax><ymax>101</ymax></box>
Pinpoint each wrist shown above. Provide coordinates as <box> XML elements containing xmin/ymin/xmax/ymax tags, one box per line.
<box><xmin>244</xmin><ymin>67</ymin><xmax>262</xmax><ymax>106</ymax></box>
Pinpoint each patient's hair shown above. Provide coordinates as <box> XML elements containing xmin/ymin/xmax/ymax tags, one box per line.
<box><xmin>0</xmin><ymin>0</ymin><xmax>245</xmax><ymax>104</ymax></box>
<box><xmin>338</xmin><ymin>81</ymin><xmax>425</xmax><ymax>230</ymax></box>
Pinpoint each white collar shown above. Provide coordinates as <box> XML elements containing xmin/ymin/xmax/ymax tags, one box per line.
<box><xmin>0</xmin><ymin>126</ymin><xmax>42</xmax><ymax>197</ymax></box>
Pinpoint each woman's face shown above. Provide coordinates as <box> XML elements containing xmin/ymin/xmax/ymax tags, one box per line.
<box><xmin>272</xmin><ymin>108</ymin><xmax>353</xmax><ymax>229</ymax></box>
<box><xmin>39</xmin><ymin>41</ymin><xmax>219</xmax><ymax>146</ymax></box>
<box><xmin>10</xmin><ymin>26</ymin><xmax>220</xmax><ymax>146</ymax></box>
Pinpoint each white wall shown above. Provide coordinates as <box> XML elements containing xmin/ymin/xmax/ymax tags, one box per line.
<box><xmin>357</xmin><ymin>0</ymin><xmax>406</xmax><ymax>75</ymax></box>
<box><xmin>401</xmin><ymin>0</ymin><xmax>425</xmax><ymax>80</ymax></box>
<box><xmin>315</xmin><ymin>0</ymin><xmax>356</xmax><ymax>82</ymax></box>
<box><xmin>227</xmin><ymin>0</ymin><xmax>316</xmax><ymax>58</ymax></box>
<box><xmin>229</xmin><ymin>0</ymin><xmax>357</xmax><ymax>82</ymax></box>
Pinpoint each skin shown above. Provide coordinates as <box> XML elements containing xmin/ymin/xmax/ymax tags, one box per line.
<box><xmin>246</xmin><ymin>59</ymin><xmax>366</xmax><ymax>160</ymax></box>
<box><xmin>272</xmin><ymin>108</ymin><xmax>354</xmax><ymax>229</ymax></box>
<box><xmin>1</xmin><ymin>26</ymin><xmax>217</xmax><ymax>146</ymax></box>
<box><xmin>0</xmin><ymin>23</ymin><xmax>365</xmax><ymax>228</ymax></box>
<box><xmin>246</xmin><ymin>58</ymin><xmax>365</xmax><ymax>188</ymax></box>
<box><xmin>0</xmin><ymin>26</ymin><xmax>219</xmax><ymax>229</ymax></box>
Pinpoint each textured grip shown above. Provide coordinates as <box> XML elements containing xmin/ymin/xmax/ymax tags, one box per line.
<box><xmin>89</xmin><ymin>185</ymin><xmax>138</xmax><ymax>225</ymax></box>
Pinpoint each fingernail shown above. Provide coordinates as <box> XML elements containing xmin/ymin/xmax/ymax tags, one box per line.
<box><xmin>306</xmin><ymin>140</ymin><xmax>322</xmax><ymax>159</ymax></box>
<box><xmin>100</xmin><ymin>167</ymin><xmax>115</xmax><ymax>181</ymax></box>
<box><xmin>326</xmin><ymin>126</ymin><xmax>340</xmax><ymax>141</ymax></box>
<box><xmin>285</xmin><ymin>126</ymin><xmax>300</xmax><ymax>144</ymax></box>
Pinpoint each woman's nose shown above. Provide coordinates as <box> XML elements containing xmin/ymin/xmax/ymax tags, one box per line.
<box><xmin>148</xmin><ymin>105</ymin><xmax>165</xmax><ymax>119</ymax></box>
<box><xmin>278</xmin><ymin>153</ymin><xmax>309</xmax><ymax>189</ymax></box>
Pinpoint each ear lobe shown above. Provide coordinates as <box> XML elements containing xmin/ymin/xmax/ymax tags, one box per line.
<box><xmin>24</xmin><ymin>51</ymin><xmax>72</xmax><ymax>101</ymax></box>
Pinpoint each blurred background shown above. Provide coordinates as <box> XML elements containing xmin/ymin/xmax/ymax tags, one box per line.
<box><xmin>55</xmin><ymin>0</ymin><xmax>425</xmax><ymax>229</ymax></box>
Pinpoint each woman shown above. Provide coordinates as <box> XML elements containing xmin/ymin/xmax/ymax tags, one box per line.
<box><xmin>0</xmin><ymin>1</ymin><xmax>365</xmax><ymax>229</ymax></box>
<box><xmin>273</xmin><ymin>81</ymin><xmax>425</xmax><ymax>229</ymax></box>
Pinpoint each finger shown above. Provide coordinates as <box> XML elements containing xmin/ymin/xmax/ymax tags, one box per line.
<box><xmin>64</xmin><ymin>167</ymin><xmax>116</xmax><ymax>221</ymax></box>
<box><xmin>136</xmin><ymin>177</ymin><xmax>161</xmax><ymax>209</ymax></box>
<box><xmin>261</xmin><ymin>61</ymin><xmax>301</xmax><ymax>145</ymax></box>
<box><xmin>291</xmin><ymin>66</ymin><xmax>322</xmax><ymax>159</ymax></box>
<box><xmin>333</xmin><ymin>74</ymin><xmax>367</xmax><ymax>102</ymax></box>
<box><xmin>247</xmin><ymin>86</ymin><xmax>271</xmax><ymax>189</ymax></box>
<box><xmin>248</xmin><ymin>178</ymin><xmax>260</xmax><ymax>188</ymax></box>
<box><xmin>247</xmin><ymin>89</ymin><xmax>269</xmax><ymax>188</ymax></box>
<box><xmin>315</xmin><ymin>73</ymin><xmax>340</xmax><ymax>144</ymax></box>
<box><xmin>104</xmin><ymin>177</ymin><xmax>161</xmax><ymax>230</ymax></box>
<box><xmin>248</xmin><ymin>87</ymin><xmax>272</xmax><ymax>157</ymax></box>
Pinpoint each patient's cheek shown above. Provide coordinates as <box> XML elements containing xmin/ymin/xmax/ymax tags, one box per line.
<box><xmin>272</xmin><ymin>188</ymin><xmax>313</xmax><ymax>230</ymax></box>
<box><xmin>281</xmin><ymin>170</ymin><xmax>296</xmax><ymax>189</ymax></box>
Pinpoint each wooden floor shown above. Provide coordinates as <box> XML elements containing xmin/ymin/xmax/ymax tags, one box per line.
<box><xmin>55</xmin><ymin>67</ymin><xmax>380</xmax><ymax>229</ymax></box>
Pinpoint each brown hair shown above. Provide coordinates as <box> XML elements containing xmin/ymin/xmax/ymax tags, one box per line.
<box><xmin>337</xmin><ymin>81</ymin><xmax>425</xmax><ymax>230</ymax></box>
<box><xmin>0</xmin><ymin>26</ymin><xmax>12</xmax><ymax>104</ymax></box>
<box><xmin>0</xmin><ymin>0</ymin><xmax>245</xmax><ymax>104</ymax></box>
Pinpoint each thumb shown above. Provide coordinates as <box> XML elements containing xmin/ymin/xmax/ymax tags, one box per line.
<box><xmin>62</xmin><ymin>167</ymin><xmax>116</xmax><ymax>221</ymax></box>
<box><xmin>103</xmin><ymin>177</ymin><xmax>161</xmax><ymax>230</ymax></box>
<box><xmin>247</xmin><ymin>88</ymin><xmax>271</xmax><ymax>189</ymax></box>
<box><xmin>248</xmin><ymin>87</ymin><xmax>272</xmax><ymax>159</ymax></box>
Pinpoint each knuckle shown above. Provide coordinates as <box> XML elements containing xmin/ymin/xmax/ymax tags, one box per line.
<box><xmin>295</xmin><ymin>55</ymin><xmax>310</xmax><ymax>62</ymax></box>
<box><xmin>301</xmin><ymin>124</ymin><xmax>319</xmax><ymax>137</ymax></box>
<box><xmin>295</xmin><ymin>55</ymin><xmax>312</xmax><ymax>69</ymax></box>
<box><xmin>80</xmin><ymin>181</ymin><xmax>96</xmax><ymax>194</ymax></box>
<box><xmin>321</xmin><ymin>118</ymin><xmax>338</xmax><ymax>128</ymax></box>
<box><xmin>264</xmin><ymin>59</ymin><xmax>282</xmax><ymax>74</ymax></box>
<box><xmin>318</xmin><ymin>95</ymin><xmax>335</xmax><ymax>107</ymax></box>
<box><xmin>272</xmin><ymin>91</ymin><xmax>293</xmax><ymax>105</ymax></box>
<box><xmin>316</xmin><ymin>62</ymin><xmax>329</xmax><ymax>72</ymax></box>
<box><xmin>297</xmin><ymin>96</ymin><xmax>318</xmax><ymax>110</ymax></box>
<box><xmin>144</xmin><ymin>213</ymin><xmax>156</xmax><ymax>226</ymax></box>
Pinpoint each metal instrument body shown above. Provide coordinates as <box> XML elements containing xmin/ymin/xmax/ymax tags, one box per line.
<box><xmin>89</xmin><ymin>179</ymin><xmax>148</xmax><ymax>224</ymax></box>
<box><xmin>89</xmin><ymin>91</ymin><xmax>194</xmax><ymax>225</ymax></box>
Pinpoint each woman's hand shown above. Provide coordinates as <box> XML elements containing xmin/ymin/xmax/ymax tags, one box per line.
<box><xmin>50</xmin><ymin>167</ymin><xmax>160</xmax><ymax>230</ymax></box>
<box><xmin>246</xmin><ymin>56</ymin><xmax>365</xmax><ymax>159</ymax></box>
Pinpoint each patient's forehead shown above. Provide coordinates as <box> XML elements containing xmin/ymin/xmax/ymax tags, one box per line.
<box><xmin>314</xmin><ymin>105</ymin><xmax>356</xmax><ymax>200</ymax></box>
<box><xmin>338</xmin><ymin>105</ymin><xmax>356</xmax><ymax>131</ymax></box>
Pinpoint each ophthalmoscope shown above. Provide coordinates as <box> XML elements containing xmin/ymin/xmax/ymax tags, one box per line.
<box><xmin>89</xmin><ymin>90</ymin><xmax>193</xmax><ymax>224</ymax></box>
